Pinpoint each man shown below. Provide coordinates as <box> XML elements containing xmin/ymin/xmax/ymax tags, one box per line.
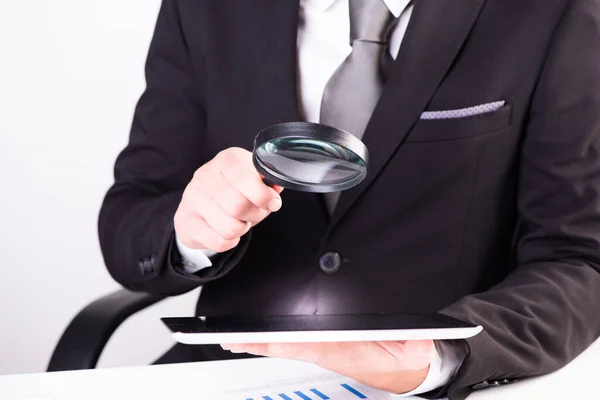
<box><xmin>98</xmin><ymin>0</ymin><xmax>600</xmax><ymax>399</ymax></box>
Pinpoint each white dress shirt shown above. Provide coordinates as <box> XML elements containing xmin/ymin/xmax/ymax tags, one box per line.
<box><xmin>175</xmin><ymin>0</ymin><xmax>461</xmax><ymax>397</ymax></box>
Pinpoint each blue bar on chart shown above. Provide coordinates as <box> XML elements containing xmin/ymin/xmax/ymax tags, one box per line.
<box><xmin>341</xmin><ymin>383</ymin><xmax>368</xmax><ymax>399</ymax></box>
<box><xmin>309</xmin><ymin>388</ymin><xmax>330</xmax><ymax>399</ymax></box>
<box><xmin>245</xmin><ymin>382</ymin><xmax>372</xmax><ymax>400</ymax></box>
<box><xmin>294</xmin><ymin>391</ymin><xmax>312</xmax><ymax>400</ymax></box>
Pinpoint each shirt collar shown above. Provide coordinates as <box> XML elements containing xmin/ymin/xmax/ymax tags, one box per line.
<box><xmin>302</xmin><ymin>0</ymin><xmax>412</xmax><ymax>18</ymax></box>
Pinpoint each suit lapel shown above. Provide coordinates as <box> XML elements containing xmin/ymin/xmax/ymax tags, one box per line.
<box><xmin>329</xmin><ymin>0</ymin><xmax>487</xmax><ymax>227</ymax></box>
<box><xmin>248</xmin><ymin>0</ymin><xmax>302</xmax><ymax>126</ymax></box>
<box><xmin>249</xmin><ymin>1</ymin><xmax>330</xmax><ymax>219</ymax></box>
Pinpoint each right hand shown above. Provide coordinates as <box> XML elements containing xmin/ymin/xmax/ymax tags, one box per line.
<box><xmin>174</xmin><ymin>147</ymin><xmax>284</xmax><ymax>253</ymax></box>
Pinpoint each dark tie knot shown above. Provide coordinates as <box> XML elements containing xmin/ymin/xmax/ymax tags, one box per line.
<box><xmin>350</xmin><ymin>0</ymin><xmax>397</xmax><ymax>45</ymax></box>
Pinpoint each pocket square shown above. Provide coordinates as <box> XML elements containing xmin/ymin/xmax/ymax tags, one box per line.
<box><xmin>420</xmin><ymin>101</ymin><xmax>506</xmax><ymax>120</ymax></box>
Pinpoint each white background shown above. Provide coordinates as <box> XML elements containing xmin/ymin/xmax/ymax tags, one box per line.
<box><xmin>0</xmin><ymin>0</ymin><xmax>200</xmax><ymax>375</ymax></box>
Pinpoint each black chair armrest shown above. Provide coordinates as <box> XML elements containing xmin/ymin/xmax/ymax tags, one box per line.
<box><xmin>47</xmin><ymin>289</ymin><xmax>167</xmax><ymax>372</ymax></box>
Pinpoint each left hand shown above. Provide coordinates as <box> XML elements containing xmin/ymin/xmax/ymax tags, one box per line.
<box><xmin>221</xmin><ymin>340</ymin><xmax>435</xmax><ymax>394</ymax></box>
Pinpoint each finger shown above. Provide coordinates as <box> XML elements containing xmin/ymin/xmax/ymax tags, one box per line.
<box><xmin>210</xmin><ymin>176</ymin><xmax>270</xmax><ymax>224</ymax></box>
<box><xmin>242</xmin><ymin>343</ymin><xmax>325</xmax><ymax>364</ymax></box>
<box><xmin>266</xmin><ymin>343</ymin><xmax>324</xmax><ymax>363</ymax></box>
<box><xmin>194</xmin><ymin>194</ymin><xmax>251</xmax><ymax>241</ymax></box>
<box><xmin>258</xmin><ymin>174</ymin><xmax>285</xmax><ymax>195</ymax></box>
<box><xmin>195</xmin><ymin>160</ymin><xmax>271</xmax><ymax>224</ymax></box>
<box><xmin>222</xmin><ymin>164</ymin><xmax>282</xmax><ymax>212</ymax></box>
<box><xmin>179</xmin><ymin>214</ymin><xmax>241</xmax><ymax>253</ymax></box>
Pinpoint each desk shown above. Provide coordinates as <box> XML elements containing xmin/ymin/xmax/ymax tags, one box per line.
<box><xmin>1</xmin><ymin>338</ymin><xmax>598</xmax><ymax>400</ymax></box>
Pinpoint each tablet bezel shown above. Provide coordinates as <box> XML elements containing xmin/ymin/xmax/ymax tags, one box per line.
<box><xmin>161</xmin><ymin>313</ymin><xmax>483</xmax><ymax>344</ymax></box>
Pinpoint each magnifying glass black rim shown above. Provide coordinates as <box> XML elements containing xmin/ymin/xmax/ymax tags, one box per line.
<box><xmin>252</xmin><ymin>121</ymin><xmax>369</xmax><ymax>193</ymax></box>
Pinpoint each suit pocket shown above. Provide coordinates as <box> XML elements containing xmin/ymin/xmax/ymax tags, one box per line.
<box><xmin>405</xmin><ymin>104</ymin><xmax>512</xmax><ymax>142</ymax></box>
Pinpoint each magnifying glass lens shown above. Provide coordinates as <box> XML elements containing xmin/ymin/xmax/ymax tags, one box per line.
<box><xmin>256</xmin><ymin>137</ymin><xmax>366</xmax><ymax>186</ymax></box>
<box><xmin>252</xmin><ymin>122</ymin><xmax>369</xmax><ymax>192</ymax></box>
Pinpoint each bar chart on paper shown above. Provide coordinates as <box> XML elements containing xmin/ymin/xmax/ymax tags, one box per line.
<box><xmin>219</xmin><ymin>373</ymin><xmax>419</xmax><ymax>400</ymax></box>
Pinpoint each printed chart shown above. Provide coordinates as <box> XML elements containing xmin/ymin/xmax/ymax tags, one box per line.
<box><xmin>219</xmin><ymin>373</ymin><xmax>409</xmax><ymax>400</ymax></box>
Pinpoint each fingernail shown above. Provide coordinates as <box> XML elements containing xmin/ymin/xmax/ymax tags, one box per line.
<box><xmin>268</xmin><ymin>344</ymin><xmax>287</xmax><ymax>354</ymax></box>
<box><xmin>220</xmin><ymin>344</ymin><xmax>230</xmax><ymax>350</ymax></box>
<box><xmin>267</xmin><ymin>197</ymin><xmax>282</xmax><ymax>212</ymax></box>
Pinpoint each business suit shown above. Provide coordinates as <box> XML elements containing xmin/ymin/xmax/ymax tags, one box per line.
<box><xmin>98</xmin><ymin>1</ymin><xmax>600</xmax><ymax>399</ymax></box>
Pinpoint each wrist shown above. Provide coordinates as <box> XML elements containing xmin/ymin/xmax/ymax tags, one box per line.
<box><xmin>389</xmin><ymin>365</ymin><xmax>431</xmax><ymax>394</ymax></box>
<box><xmin>358</xmin><ymin>364</ymin><xmax>430</xmax><ymax>395</ymax></box>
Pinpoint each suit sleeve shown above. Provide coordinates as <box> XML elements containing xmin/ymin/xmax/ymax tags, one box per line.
<box><xmin>98</xmin><ymin>0</ymin><xmax>249</xmax><ymax>296</ymax></box>
<box><xmin>426</xmin><ymin>1</ymin><xmax>600</xmax><ymax>399</ymax></box>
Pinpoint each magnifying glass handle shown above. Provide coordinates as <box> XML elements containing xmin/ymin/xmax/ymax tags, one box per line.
<box><xmin>262</xmin><ymin>177</ymin><xmax>276</xmax><ymax>187</ymax></box>
<box><xmin>258</xmin><ymin>171</ymin><xmax>275</xmax><ymax>187</ymax></box>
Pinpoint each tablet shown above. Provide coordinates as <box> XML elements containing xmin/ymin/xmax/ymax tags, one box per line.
<box><xmin>161</xmin><ymin>313</ymin><xmax>483</xmax><ymax>344</ymax></box>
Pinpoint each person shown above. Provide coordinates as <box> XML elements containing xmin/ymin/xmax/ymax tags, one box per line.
<box><xmin>98</xmin><ymin>0</ymin><xmax>600</xmax><ymax>399</ymax></box>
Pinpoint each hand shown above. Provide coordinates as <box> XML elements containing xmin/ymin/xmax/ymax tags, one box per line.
<box><xmin>221</xmin><ymin>340</ymin><xmax>435</xmax><ymax>394</ymax></box>
<box><xmin>174</xmin><ymin>147</ymin><xmax>284</xmax><ymax>253</ymax></box>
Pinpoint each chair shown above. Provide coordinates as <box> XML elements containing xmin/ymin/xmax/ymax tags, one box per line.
<box><xmin>47</xmin><ymin>289</ymin><xmax>167</xmax><ymax>372</ymax></box>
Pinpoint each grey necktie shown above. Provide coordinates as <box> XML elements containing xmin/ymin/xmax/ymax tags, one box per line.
<box><xmin>320</xmin><ymin>0</ymin><xmax>398</xmax><ymax>214</ymax></box>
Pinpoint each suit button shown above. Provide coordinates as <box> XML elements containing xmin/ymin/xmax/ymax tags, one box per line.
<box><xmin>138</xmin><ymin>254</ymin><xmax>157</xmax><ymax>276</ymax></box>
<box><xmin>471</xmin><ymin>381</ymin><xmax>490</xmax><ymax>390</ymax></box>
<box><xmin>319</xmin><ymin>252</ymin><xmax>342</xmax><ymax>274</ymax></box>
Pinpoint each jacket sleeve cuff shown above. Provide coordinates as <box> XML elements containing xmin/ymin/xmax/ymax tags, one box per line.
<box><xmin>174</xmin><ymin>233</ymin><xmax>219</xmax><ymax>273</ymax></box>
<box><xmin>168</xmin><ymin>228</ymin><xmax>251</xmax><ymax>283</ymax></box>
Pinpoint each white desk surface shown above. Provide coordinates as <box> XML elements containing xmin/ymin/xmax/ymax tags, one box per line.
<box><xmin>0</xmin><ymin>338</ymin><xmax>598</xmax><ymax>400</ymax></box>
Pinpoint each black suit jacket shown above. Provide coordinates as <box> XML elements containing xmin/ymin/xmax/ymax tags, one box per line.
<box><xmin>99</xmin><ymin>1</ymin><xmax>600</xmax><ymax>398</ymax></box>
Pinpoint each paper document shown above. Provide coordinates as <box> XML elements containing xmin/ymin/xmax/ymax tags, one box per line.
<box><xmin>217</xmin><ymin>372</ymin><xmax>422</xmax><ymax>400</ymax></box>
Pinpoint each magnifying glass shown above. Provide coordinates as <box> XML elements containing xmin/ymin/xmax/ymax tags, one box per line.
<box><xmin>252</xmin><ymin>122</ymin><xmax>369</xmax><ymax>193</ymax></box>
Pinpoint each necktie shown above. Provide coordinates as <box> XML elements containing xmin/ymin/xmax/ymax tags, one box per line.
<box><xmin>320</xmin><ymin>0</ymin><xmax>398</xmax><ymax>214</ymax></box>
